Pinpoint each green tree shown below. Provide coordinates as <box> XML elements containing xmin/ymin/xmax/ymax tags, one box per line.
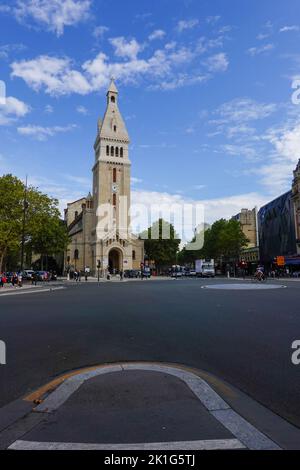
<box><xmin>0</xmin><ymin>175</ymin><xmax>24</xmax><ymax>271</ymax></box>
<box><xmin>140</xmin><ymin>219</ymin><xmax>181</xmax><ymax>269</ymax></box>
<box><xmin>178</xmin><ymin>218</ymin><xmax>248</xmax><ymax>266</ymax></box>
<box><xmin>0</xmin><ymin>174</ymin><xmax>69</xmax><ymax>272</ymax></box>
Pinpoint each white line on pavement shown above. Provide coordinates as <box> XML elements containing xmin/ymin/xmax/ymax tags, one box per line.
<box><xmin>0</xmin><ymin>287</ymin><xmax>65</xmax><ymax>297</ymax></box>
<box><xmin>32</xmin><ymin>363</ymin><xmax>280</xmax><ymax>450</ymax></box>
<box><xmin>9</xmin><ymin>438</ymin><xmax>246</xmax><ymax>451</ymax></box>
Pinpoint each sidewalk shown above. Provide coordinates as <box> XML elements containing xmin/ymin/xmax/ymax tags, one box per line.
<box><xmin>2</xmin><ymin>362</ymin><xmax>300</xmax><ymax>450</ymax></box>
<box><xmin>0</xmin><ymin>282</ymin><xmax>65</xmax><ymax>296</ymax></box>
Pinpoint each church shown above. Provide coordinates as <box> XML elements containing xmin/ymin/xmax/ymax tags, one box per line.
<box><xmin>64</xmin><ymin>80</ymin><xmax>144</xmax><ymax>275</ymax></box>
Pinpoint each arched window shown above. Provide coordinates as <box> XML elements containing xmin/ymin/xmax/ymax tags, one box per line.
<box><xmin>120</xmin><ymin>147</ymin><xmax>123</xmax><ymax>158</ymax></box>
<box><xmin>111</xmin><ymin>96</ymin><xmax>115</xmax><ymax>103</ymax></box>
<box><xmin>106</xmin><ymin>145</ymin><xmax>109</xmax><ymax>156</ymax></box>
<box><xmin>132</xmin><ymin>250</ymin><xmax>136</xmax><ymax>261</ymax></box>
<box><xmin>114</xmin><ymin>125</ymin><xmax>117</xmax><ymax>132</ymax></box>
<box><xmin>116</xmin><ymin>147</ymin><xmax>119</xmax><ymax>157</ymax></box>
<box><xmin>111</xmin><ymin>146</ymin><xmax>114</xmax><ymax>157</ymax></box>
<box><xmin>74</xmin><ymin>249</ymin><xmax>79</xmax><ymax>260</ymax></box>
<box><xmin>113</xmin><ymin>168</ymin><xmax>117</xmax><ymax>183</ymax></box>
<box><xmin>113</xmin><ymin>194</ymin><xmax>117</xmax><ymax>206</ymax></box>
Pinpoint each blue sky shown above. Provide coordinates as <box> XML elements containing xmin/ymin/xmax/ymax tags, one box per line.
<box><xmin>0</xmin><ymin>0</ymin><xmax>300</xmax><ymax>225</ymax></box>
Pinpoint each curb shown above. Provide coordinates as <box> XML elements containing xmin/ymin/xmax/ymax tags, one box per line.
<box><xmin>0</xmin><ymin>286</ymin><xmax>65</xmax><ymax>297</ymax></box>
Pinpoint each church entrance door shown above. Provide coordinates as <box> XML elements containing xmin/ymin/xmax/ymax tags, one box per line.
<box><xmin>108</xmin><ymin>249</ymin><xmax>122</xmax><ymax>274</ymax></box>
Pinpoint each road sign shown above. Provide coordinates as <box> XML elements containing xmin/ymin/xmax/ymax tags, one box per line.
<box><xmin>276</xmin><ymin>256</ymin><xmax>285</xmax><ymax>266</ymax></box>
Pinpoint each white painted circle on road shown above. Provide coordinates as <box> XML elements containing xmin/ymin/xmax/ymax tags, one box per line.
<box><xmin>202</xmin><ymin>283</ymin><xmax>287</xmax><ymax>290</ymax></box>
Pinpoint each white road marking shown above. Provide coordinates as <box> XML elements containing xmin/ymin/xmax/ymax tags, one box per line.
<box><xmin>9</xmin><ymin>438</ymin><xmax>246</xmax><ymax>450</ymax></box>
<box><xmin>212</xmin><ymin>409</ymin><xmax>280</xmax><ymax>450</ymax></box>
<box><xmin>31</xmin><ymin>363</ymin><xmax>280</xmax><ymax>450</ymax></box>
<box><xmin>202</xmin><ymin>284</ymin><xmax>287</xmax><ymax>290</ymax></box>
<box><xmin>0</xmin><ymin>287</ymin><xmax>65</xmax><ymax>297</ymax></box>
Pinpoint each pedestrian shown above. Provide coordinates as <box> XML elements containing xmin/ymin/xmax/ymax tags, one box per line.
<box><xmin>84</xmin><ymin>266</ymin><xmax>90</xmax><ymax>282</ymax></box>
<box><xmin>120</xmin><ymin>270</ymin><xmax>123</xmax><ymax>281</ymax></box>
<box><xmin>17</xmin><ymin>272</ymin><xmax>23</xmax><ymax>287</ymax></box>
<box><xmin>12</xmin><ymin>273</ymin><xmax>18</xmax><ymax>287</ymax></box>
<box><xmin>32</xmin><ymin>272</ymin><xmax>37</xmax><ymax>286</ymax></box>
<box><xmin>0</xmin><ymin>273</ymin><xmax>3</xmax><ymax>288</ymax></box>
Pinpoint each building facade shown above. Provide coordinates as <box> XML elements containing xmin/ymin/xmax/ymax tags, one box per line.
<box><xmin>258</xmin><ymin>191</ymin><xmax>297</xmax><ymax>265</ymax></box>
<box><xmin>64</xmin><ymin>80</ymin><xmax>144</xmax><ymax>274</ymax></box>
<box><xmin>292</xmin><ymin>160</ymin><xmax>300</xmax><ymax>255</ymax></box>
<box><xmin>232</xmin><ymin>208</ymin><xmax>258</xmax><ymax>248</ymax></box>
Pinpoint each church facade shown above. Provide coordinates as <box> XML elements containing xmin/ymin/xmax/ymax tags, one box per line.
<box><xmin>64</xmin><ymin>80</ymin><xmax>144</xmax><ymax>274</ymax></box>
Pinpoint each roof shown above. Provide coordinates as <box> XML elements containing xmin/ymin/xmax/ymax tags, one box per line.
<box><xmin>107</xmin><ymin>78</ymin><xmax>118</xmax><ymax>94</ymax></box>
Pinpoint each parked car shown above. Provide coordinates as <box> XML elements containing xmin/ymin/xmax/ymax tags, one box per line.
<box><xmin>22</xmin><ymin>270</ymin><xmax>35</xmax><ymax>280</ymax></box>
<box><xmin>35</xmin><ymin>271</ymin><xmax>49</xmax><ymax>281</ymax></box>
<box><xmin>124</xmin><ymin>270</ymin><xmax>140</xmax><ymax>279</ymax></box>
<box><xmin>189</xmin><ymin>270</ymin><xmax>197</xmax><ymax>277</ymax></box>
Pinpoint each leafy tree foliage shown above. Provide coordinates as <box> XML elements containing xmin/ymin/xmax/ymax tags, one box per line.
<box><xmin>179</xmin><ymin>218</ymin><xmax>249</xmax><ymax>265</ymax></box>
<box><xmin>0</xmin><ymin>174</ymin><xmax>69</xmax><ymax>271</ymax></box>
<box><xmin>140</xmin><ymin>219</ymin><xmax>181</xmax><ymax>268</ymax></box>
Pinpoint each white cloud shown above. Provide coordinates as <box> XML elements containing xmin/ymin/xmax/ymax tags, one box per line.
<box><xmin>17</xmin><ymin>123</ymin><xmax>77</xmax><ymax>140</ymax></box>
<box><xmin>213</xmin><ymin>98</ymin><xmax>277</xmax><ymax>123</ymax></box>
<box><xmin>76</xmin><ymin>105</ymin><xmax>88</xmax><ymax>114</ymax></box>
<box><xmin>152</xmin><ymin>74</ymin><xmax>209</xmax><ymax>91</ymax></box>
<box><xmin>65</xmin><ymin>174</ymin><xmax>90</xmax><ymax>186</ymax></box>
<box><xmin>177</xmin><ymin>19</ymin><xmax>199</xmax><ymax>33</ymax></box>
<box><xmin>279</xmin><ymin>25</ymin><xmax>300</xmax><ymax>33</ymax></box>
<box><xmin>247</xmin><ymin>43</ymin><xmax>274</xmax><ymax>56</ymax></box>
<box><xmin>109</xmin><ymin>37</ymin><xmax>143</xmax><ymax>60</ymax></box>
<box><xmin>131</xmin><ymin>177</ymin><xmax>143</xmax><ymax>185</ymax></box>
<box><xmin>256</xmin><ymin>33</ymin><xmax>270</xmax><ymax>40</ymax></box>
<box><xmin>266</xmin><ymin>122</ymin><xmax>300</xmax><ymax>162</ymax></box>
<box><xmin>131</xmin><ymin>189</ymin><xmax>267</xmax><ymax>231</ymax></box>
<box><xmin>44</xmin><ymin>104</ymin><xmax>53</xmax><ymax>113</ymax></box>
<box><xmin>149</xmin><ymin>29</ymin><xmax>166</xmax><ymax>41</ymax></box>
<box><xmin>219</xmin><ymin>144</ymin><xmax>258</xmax><ymax>160</ymax></box>
<box><xmin>0</xmin><ymin>5</ymin><xmax>11</xmax><ymax>13</ymax></box>
<box><xmin>93</xmin><ymin>25</ymin><xmax>109</xmax><ymax>39</ymax></box>
<box><xmin>0</xmin><ymin>96</ymin><xmax>30</xmax><ymax>125</ymax></box>
<box><xmin>14</xmin><ymin>0</ymin><xmax>92</xmax><ymax>36</ymax></box>
<box><xmin>204</xmin><ymin>52</ymin><xmax>229</xmax><ymax>72</ymax></box>
<box><xmin>10</xmin><ymin>37</ymin><xmax>228</xmax><ymax>95</ymax></box>
<box><xmin>248</xmin><ymin>121</ymin><xmax>300</xmax><ymax>194</ymax></box>
<box><xmin>206</xmin><ymin>16</ymin><xmax>221</xmax><ymax>25</ymax></box>
<box><xmin>0</xmin><ymin>43</ymin><xmax>26</xmax><ymax>59</ymax></box>
<box><xmin>11</xmin><ymin>55</ymin><xmax>92</xmax><ymax>95</ymax></box>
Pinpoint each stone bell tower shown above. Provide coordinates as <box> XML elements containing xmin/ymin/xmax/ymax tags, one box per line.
<box><xmin>91</xmin><ymin>79</ymin><xmax>143</xmax><ymax>272</ymax></box>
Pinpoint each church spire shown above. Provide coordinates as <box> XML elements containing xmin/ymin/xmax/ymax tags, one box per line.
<box><xmin>99</xmin><ymin>78</ymin><xmax>130</xmax><ymax>143</ymax></box>
<box><xmin>107</xmin><ymin>77</ymin><xmax>118</xmax><ymax>95</ymax></box>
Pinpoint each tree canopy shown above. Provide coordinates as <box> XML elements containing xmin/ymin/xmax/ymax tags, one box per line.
<box><xmin>179</xmin><ymin>218</ymin><xmax>249</xmax><ymax>265</ymax></box>
<box><xmin>140</xmin><ymin>218</ymin><xmax>181</xmax><ymax>268</ymax></box>
<box><xmin>0</xmin><ymin>174</ymin><xmax>69</xmax><ymax>272</ymax></box>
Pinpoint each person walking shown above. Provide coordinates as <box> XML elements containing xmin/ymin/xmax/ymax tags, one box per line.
<box><xmin>32</xmin><ymin>272</ymin><xmax>37</xmax><ymax>286</ymax></box>
<box><xmin>17</xmin><ymin>272</ymin><xmax>23</xmax><ymax>287</ymax></box>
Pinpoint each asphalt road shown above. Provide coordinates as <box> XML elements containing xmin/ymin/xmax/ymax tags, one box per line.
<box><xmin>0</xmin><ymin>278</ymin><xmax>300</xmax><ymax>427</ymax></box>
